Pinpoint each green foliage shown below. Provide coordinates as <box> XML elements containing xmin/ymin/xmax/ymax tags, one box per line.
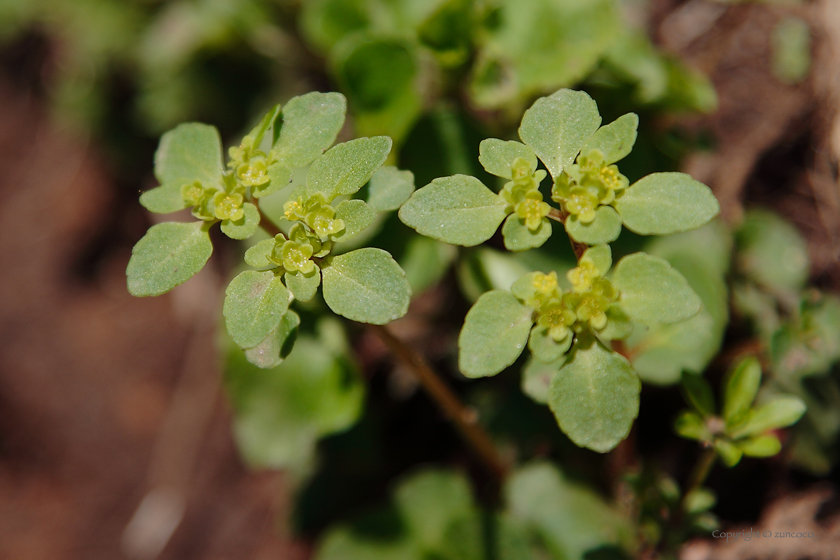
<box><xmin>772</xmin><ymin>17</ymin><xmax>811</xmax><ymax>85</ymax></box>
<box><xmin>674</xmin><ymin>357</ymin><xmax>806</xmax><ymax>467</ymax></box>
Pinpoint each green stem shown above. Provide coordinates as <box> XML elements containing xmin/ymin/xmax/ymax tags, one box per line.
<box><xmin>370</xmin><ymin>324</ymin><xmax>509</xmax><ymax>481</ymax></box>
<box><xmin>684</xmin><ymin>447</ymin><xmax>717</xmax><ymax>500</ymax></box>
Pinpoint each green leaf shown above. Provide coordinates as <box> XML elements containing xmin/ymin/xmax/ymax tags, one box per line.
<box><xmin>335</xmin><ymin>199</ymin><xmax>376</xmax><ymax>242</ymax></box>
<box><xmin>478</xmin><ymin>139</ymin><xmax>536</xmax><ymax>179</ymax></box>
<box><xmin>321</xmin><ymin>248</ymin><xmax>411</xmax><ymax>324</ymax></box>
<box><xmin>244</xmin><ymin>238</ymin><xmax>276</xmax><ymax>268</ymax></box>
<box><xmin>674</xmin><ymin>410</ymin><xmax>711</xmax><ymax>442</ymax></box>
<box><xmin>597</xmin><ymin>304</ymin><xmax>633</xmax><ymax>341</ymax></box>
<box><xmin>772</xmin><ymin>17</ymin><xmax>811</xmax><ymax>85</ymax></box>
<box><xmin>518</xmin><ymin>89</ymin><xmax>601</xmax><ymax>179</ymax></box>
<box><xmin>529</xmin><ymin>326</ymin><xmax>572</xmax><ymax>363</ymax></box>
<box><xmin>521</xmin><ymin>355</ymin><xmax>565</xmax><ymax>405</ymax></box>
<box><xmin>715</xmin><ymin>440</ymin><xmax>743</xmax><ymax>468</ymax></box>
<box><xmin>502</xmin><ymin>215</ymin><xmax>551</xmax><ymax>251</ymax></box>
<box><xmin>393</xmin><ymin>469</ymin><xmax>474</xmax><ymax>551</ymax></box>
<box><xmin>223</xmin><ymin>271</ymin><xmax>291</xmax><ymax>349</ymax></box>
<box><xmin>154</xmin><ymin>122</ymin><xmax>223</xmax><ymax>188</ymax></box>
<box><xmin>458</xmin><ymin>290</ymin><xmax>534</xmax><ymax>378</ymax></box>
<box><xmin>739</xmin><ymin>434</ymin><xmax>782</xmax><ymax>458</ymax></box>
<box><xmin>549</xmin><ymin>336</ymin><xmax>640</xmax><ymax>452</ymax></box>
<box><xmin>736</xmin><ymin>209</ymin><xmax>809</xmax><ymax>292</ymax></box>
<box><xmin>566</xmin><ymin>205</ymin><xmax>622</xmax><ymax>245</ymax></box>
<box><xmin>730</xmin><ymin>397</ymin><xmax>807</xmax><ymax>438</ymax></box>
<box><xmin>285</xmin><ymin>268</ymin><xmax>321</xmax><ymax>303</ymax></box>
<box><xmin>581</xmin><ymin>113</ymin><xmax>639</xmax><ymax>164</ymax></box>
<box><xmin>252</xmin><ymin>162</ymin><xmax>293</xmax><ymax>198</ymax></box>
<box><xmin>244</xmin><ymin>310</ymin><xmax>300</xmax><ymax>369</ymax></box>
<box><xmin>722</xmin><ymin>357</ymin><xmax>762</xmax><ymax>428</ymax></box>
<box><xmin>614</xmin><ymin>172</ymin><xmax>720</xmax><ymax>235</ymax></box>
<box><xmin>399</xmin><ymin>175</ymin><xmax>508</xmax><ymax>246</ymax></box>
<box><xmin>683</xmin><ymin>489</ymin><xmax>717</xmax><ymax>514</ymax></box>
<box><xmin>127</xmin><ymin>221</ymin><xmax>212</xmax><ymax>297</ymax></box>
<box><xmin>316</xmin><ymin>526</ymin><xmax>422</xmax><ymax>560</ymax></box>
<box><xmin>582</xmin><ymin>245</ymin><xmax>612</xmax><ymax>275</ymax></box>
<box><xmin>220</xmin><ymin>202</ymin><xmax>260</xmax><ymax>240</ymax></box>
<box><xmin>367</xmin><ymin>166</ymin><xmax>415</xmax><ymax>212</ymax></box>
<box><xmin>307</xmin><ymin>136</ymin><xmax>392</xmax><ymax>201</ymax></box>
<box><xmin>249</xmin><ymin>104</ymin><xmax>282</xmax><ymax>148</ymax></box>
<box><xmin>273</xmin><ymin>92</ymin><xmax>346</xmax><ymax>168</ymax></box>
<box><xmin>139</xmin><ymin>184</ymin><xmax>188</xmax><ymax>214</ymax></box>
<box><xmin>505</xmin><ymin>462</ymin><xmax>633</xmax><ymax>560</ymax></box>
<box><xmin>613</xmin><ymin>252</ymin><xmax>701</xmax><ymax>325</ymax></box>
<box><xmin>681</xmin><ymin>371</ymin><xmax>716</xmax><ymax>418</ymax></box>
<box><xmin>225</xmin><ymin>331</ymin><xmax>364</xmax><ymax>471</ymax></box>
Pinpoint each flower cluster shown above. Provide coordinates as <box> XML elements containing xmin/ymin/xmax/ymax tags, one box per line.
<box><xmin>552</xmin><ymin>149</ymin><xmax>629</xmax><ymax>223</ymax></box>
<box><xmin>499</xmin><ymin>157</ymin><xmax>551</xmax><ymax>231</ymax></box>
<box><xmin>180</xmin><ymin>173</ymin><xmax>247</xmax><ymax>225</ymax></box>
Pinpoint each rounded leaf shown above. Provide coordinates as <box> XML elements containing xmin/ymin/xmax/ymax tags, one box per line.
<box><xmin>549</xmin><ymin>336</ymin><xmax>640</xmax><ymax>452</ymax></box>
<box><xmin>244</xmin><ymin>310</ymin><xmax>300</xmax><ymax>369</ymax></box>
<box><xmin>367</xmin><ymin>166</ymin><xmax>415</xmax><ymax>212</ymax></box>
<box><xmin>528</xmin><ymin>325</ymin><xmax>572</xmax><ymax>363</ymax></box>
<box><xmin>613</xmin><ymin>252</ymin><xmax>701</xmax><ymax>325</ymax></box>
<box><xmin>307</xmin><ymin>136</ymin><xmax>392</xmax><ymax>201</ymax></box>
<box><xmin>614</xmin><ymin>172</ymin><xmax>720</xmax><ymax>235</ymax></box>
<box><xmin>224</xmin><ymin>271</ymin><xmax>291</xmax><ymax>349</ymax></box>
<box><xmin>321</xmin><ymin>248</ymin><xmax>411</xmax><ymax>324</ymax></box>
<box><xmin>478</xmin><ymin>139</ymin><xmax>537</xmax><ymax>179</ymax></box>
<box><xmin>521</xmin><ymin>356</ymin><xmax>565</xmax><ymax>405</ymax></box>
<box><xmin>566</xmin><ymin>205</ymin><xmax>622</xmax><ymax>245</ymax></box>
<box><xmin>273</xmin><ymin>92</ymin><xmax>346</xmax><ymax>168</ymax></box>
<box><xmin>244</xmin><ymin>238</ymin><xmax>276</xmax><ymax>269</ymax></box>
<box><xmin>154</xmin><ymin>123</ymin><xmax>223</xmax><ymax>188</ymax></box>
<box><xmin>580</xmin><ymin>113</ymin><xmax>638</xmax><ymax>164</ymax></box>
<box><xmin>674</xmin><ymin>410</ymin><xmax>711</xmax><ymax>442</ymax></box>
<box><xmin>458</xmin><ymin>290</ymin><xmax>534</xmax><ymax>378</ymax></box>
<box><xmin>335</xmin><ymin>199</ymin><xmax>376</xmax><ymax>242</ymax></box>
<box><xmin>502</xmin><ymin>214</ymin><xmax>551</xmax><ymax>251</ymax></box>
<box><xmin>139</xmin><ymin>184</ymin><xmax>188</xmax><ymax>214</ymax></box>
<box><xmin>738</xmin><ymin>434</ymin><xmax>782</xmax><ymax>458</ymax></box>
<box><xmin>399</xmin><ymin>175</ymin><xmax>508</xmax><ymax>246</ymax></box>
<box><xmin>127</xmin><ymin>221</ymin><xmax>212</xmax><ymax>297</ymax></box>
<box><xmin>518</xmin><ymin>89</ymin><xmax>601</xmax><ymax>179</ymax></box>
<box><xmin>220</xmin><ymin>202</ymin><xmax>260</xmax><ymax>240</ymax></box>
<box><xmin>285</xmin><ymin>268</ymin><xmax>321</xmax><ymax>303</ymax></box>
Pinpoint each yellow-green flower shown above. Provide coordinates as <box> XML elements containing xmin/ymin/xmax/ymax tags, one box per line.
<box><xmin>279</xmin><ymin>239</ymin><xmax>315</xmax><ymax>274</ymax></box>
<box><xmin>564</xmin><ymin>187</ymin><xmax>599</xmax><ymax>223</ymax></box>
<box><xmin>236</xmin><ymin>157</ymin><xmax>269</xmax><ymax>187</ymax></box>
<box><xmin>537</xmin><ymin>300</ymin><xmax>577</xmax><ymax>342</ymax></box>
<box><xmin>567</xmin><ymin>260</ymin><xmax>600</xmax><ymax>293</ymax></box>
<box><xmin>306</xmin><ymin>205</ymin><xmax>345</xmax><ymax>241</ymax></box>
<box><xmin>212</xmin><ymin>191</ymin><xmax>244</xmax><ymax>221</ymax></box>
<box><xmin>515</xmin><ymin>191</ymin><xmax>551</xmax><ymax>231</ymax></box>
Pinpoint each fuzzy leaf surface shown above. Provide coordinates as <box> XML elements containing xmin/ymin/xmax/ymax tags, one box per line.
<box><xmin>285</xmin><ymin>269</ymin><xmax>321</xmax><ymax>303</ymax></box>
<box><xmin>399</xmin><ymin>175</ymin><xmax>507</xmax><ymax>246</ymax></box>
<box><xmin>307</xmin><ymin>136</ymin><xmax>392</xmax><ymax>201</ymax></box>
<box><xmin>613</xmin><ymin>252</ymin><xmax>701</xmax><ymax>325</ymax></box>
<box><xmin>139</xmin><ymin>184</ymin><xmax>188</xmax><ymax>214</ymax></box>
<box><xmin>224</xmin><ymin>271</ymin><xmax>291</xmax><ymax>349</ymax></box>
<box><xmin>154</xmin><ymin>123</ymin><xmax>223</xmax><ymax>188</ymax></box>
<box><xmin>580</xmin><ymin>113</ymin><xmax>638</xmax><ymax>164</ymax></box>
<box><xmin>518</xmin><ymin>89</ymin><xmax>601</xmax><ymax>179</ymax></box>
<box><xmin>458</xmin><ymin>290</ymin><xmax>533</xmax><ymax>378</ymax></box>
<box><xmin>502</xmin><ymin>215</ymin><xmax>551</xmax><ymax>251</ymax></box>
<box><xmin>478</xmin><ymin>139</ymin><xmax>536</xmax><ymax>179</ymax></box>
<box><xmin>336</xmin><ymin>199</ymin><xmax>376</xmax><ymax>241</ymax></box>
<box><xmin>549</xmin><ymin>337</ymin><xmax>640</xmax><ymax>452</ymax></box>
<box><xmin>321</xmin><ymin>248</ymin><xmax>410</xmax><ymax>324</ymax></box>
<box><xmin>274</xmin><ymin>92</ymin><xmax>346</xmax><ymax>168</ymax></box>
<box><xmin>126</xmin><ymin>221</ymin><xmax>212</xmax><ymax>297</ymax></box>
<box><xmin>244</xmin><ymin>310</ymin><xmax>300</xmax><ymax>369</ymax></box>
<box><xmin>615</xmin><ymin>172</ymin><xmax>719</xmax><ymax>235</ymax></box>
<box><xmin>565</xmin><ymin>205</ymin><xmax>622</xmax><ymax>245</ymax></box>
<box><xmin>220</xmin><ymin>202</ymin><xmax>260</xmax><ymax>240</ymax></box>
<box><xmin>367</xmin><ymin>166</ymin><xmax>415</xmax><ymax>212</ymax></box>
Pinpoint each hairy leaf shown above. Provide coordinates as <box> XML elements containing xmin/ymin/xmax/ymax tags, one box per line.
<box><xmin>478</xmin><ymin>139</ymin><xmax>537</xmax><ymax>179</ymax></box>
<box><xmin>127</xmin><ymin>221</ymin><xmax>212</xmax><ymax>297</ymax></box>
<box><xmin>502</xmin><ymin>215</ymin><xmax>551</xmax><ymax>251</ymax></box>
<box><xmin>274</xmin><ymin>92</ymin><xmax>346</xmax><ymax>168</ymax></box>
<box><xmin>285</xmin><ymin>269</ymin><xmax>321</xmax><ymax>303</ymax></box>
<box><xmin>154</xmin><ymin>122</ymin><xmax>223</xmax><ymax>188</ymax></box>
<box><xmin>244</xmin><ymin>310</ymin><xmax>300</xmax><ymax>369</ymax></box>
<box><xmin>139</xmin><ymin>184</ymin><xmax>188</xmax><ymax>214</ymax></box>
<box><xmin>367</xmin><ymin>166</ymin><xmax>415</xmax><ymax>212</ymax></box>
<box><xmin>613</xmin><ymin>252</ymin><xmax>701</xmax><ymax>325</ymax></box>
<box><xmin>307</xmin><ymin>136</ymin><xmax>392</xmax><ymax>200</ymax></box>
<box><xmin>220</xmin><ymin>202</ymin><xmax>260</xmax><ymax>240</ymax></box>
<box><xmin>336</xmin><ymin>199</ymin><xmax>376</xmax><ymax>241</ymax></box>
<box><xmin>224</xmin><ymin>270</ymin><xmax>291</xmax><ymax>349</ymax></box>
<box><xmin>565</xmin><ymin>205</ymin><xmax>622</xmax><ymax>245</ymax></box>
<box><xmin>580</xmin><ymin>113</ymin><xmax>638</xmax><ymax>164</ymax></box>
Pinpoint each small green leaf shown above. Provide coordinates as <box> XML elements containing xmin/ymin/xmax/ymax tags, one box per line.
<box><xmin>614</xmin><ymin>172</ymin><xmax>720</xmax><ymax>235</ymax></box>
<box><xmin>518</xmin><ymin>89</ymin><xmax>602</xmax><ymax>179</ymax></box>
<box><xmin>127</xmin><ymin>221</ymin><xmax>213</xmax><ymax>297</ymax></box>
<box><xmin>399</xmin><ymin>175</ymin><xmax>508</xmax><ymax>246</ymax></box>
<box><xmin>478</xmin><ymin>139</ymin><xmax>537</xmax><ymax>179</ymax></box>
<box><xmin>221</xmin><ymin>202</ymin><xmax>260</xmax><ymax>240</ymax></box>
<box><xmin>252</xmin><ymin>162</ymin><xmax>292</xmax><ymax>198</ymax></box>
<box><xmin>393</xmin><ymin>469</ymin><xmax>474</xmax><ymax>551</ymax></box>
<box><xmin>285</xmin><ymin>268</ymin><xmax>321</xmax><ymax>303</ymax></box>
<box><xmin>307</xmin><ymin>137</ymin><xmax>392</xmax><ymax>201</ymax></box>
<box><xmin>565</xmin><ymin>205</ymin><xmax>622</xmax><ymax>245</ymax></box>
<box><xmin>223</xmin><ymin>270</ymin><xmax>291</xmax><ymax>349</ymax></box>
<box><xmin>715</xmin><ymin>440</ymin><xmax>743</xmax><ymax>467</ymax></box>
<box><xmin>736</xmin><ymin>209</ymin><xmax>809</xmax><ymax>292</ymax></box>
<box><xmin>274</xmin><ymin>92</ymin><xmax>346</xmax><ymax>168</ymax></box>
<box><xmin>549</xmin><ymin>335</ymin><xmax>640</xmax><ymax>452</ymax></box>
<box><xmin>367</xmin><ymin>166</ymin><xmax>415</xmax><ymax>212</ymax></box>
<box><xmin>681</xmin><ymin>371</ymin><xmax>716</xmax><ymax>418</ymax></box>
<box><xmin>335</xmin><ymin>199</ymin><xmax>376</xmax><ymax>242</ymax></box>
<box><xmin>597</xmin><ymin>304</ymin><xmax>633</xmax><ymax>341</ymax></box>
<box><xmin>458</xmin><ymin>290</ymin><xmax>534</xmax><ymax>378</ymax></box>
<box><xmin>154</xmin><ymin>122</ymin><xmax>223</xmax><ymax>188</ymax></box>
<box><xmin>321</xmin><ymin>248</ymin><xmax>411</xmax><ymax>324</ymax></box>
<box><xmin>739</xmin><ymin>434</ymin><xmax>782</xmax><ymax>458</ymax></box>
<box><xmin>529</xmin><ymin>325</ymin><xmax>572</xmax><ymax>363</ymax></box>
<box><xmin>730</xmin><ymin>397</ymin><xmax>806</xmax><ymax>438</ymax></box>
<box><xmin>244</xmin><ymin>310</ymin><xmax>300</xmax><ymax>369</ymax></box>
<box><xmin>613</xmin><ymin>252</ymin><xmax>701</xmax><ymax>325</ymax></box>
<box><xmin>249</xmin><ymin>104</ymin><xmax>282</xmax><ymax>148</ymax></box>
<box><xmin>580</xmin><ymin>113</ymin><xmax>638</xmax><ymax>164</ymax></box>
<box><xmin>674</xmin><ymin>410</ymin><xmax>711</xmax><ymax>441</ymax></box>
<box><xmin>722</xmin><ymin>357</ymin><xmax>762</xmax><ymax>428</ymax></box>
<box><xmin>582</xmin><ymin>245</ymin><xmax>612</xmax><ymax>275</ymax></box>
<box><xmin>683</xmin><ymin>489</ymin><xmax>716</xmax><ymax>514</ymax></box>
<box><xmin>522</xmin><ymin>355</ymin><xmax>565</xmax><ymax>405</ymax></box>
<box><xmin>502</xmin><ymin>215</ymin><xmax>551</xmax><ymax>251</ymax></box>
<box><xmin>139</xmin><ymin>184</ymin><xmax>188</xmax><ymax>214</ymax></box>
<box><xmin>244</xmin><ymin>238</ymin><xmax>276</xmax><ymax>268</ymax></box>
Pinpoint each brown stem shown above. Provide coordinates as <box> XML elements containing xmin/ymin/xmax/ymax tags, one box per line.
<box><xmin>547</xmin><ymin>208</ymin><xmax>587</xmax><ymax>260</ymax></box>
<box><xmin>369</xmin><ymin>324</ymin><xmax>509</xmax><ymax>480</ymax></box>
<box><xmin>253</xmin><ymin>198</ymin><xmax>283</xmax><ymax>237</ymax></box>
